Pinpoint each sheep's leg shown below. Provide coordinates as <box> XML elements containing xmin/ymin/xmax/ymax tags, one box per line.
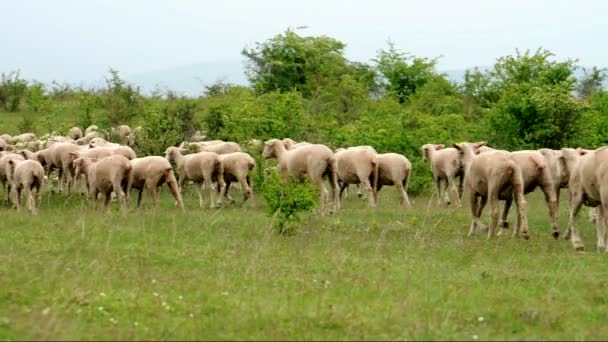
<box><xmin>596</xmin><ymin>204</ymin><xmax>607</xmax><ymax>252</ymax></box>
<box><xmin>448</xmin><ymin>177</ymin><xmax>462</xmax><ymax>208</ymax></box>
<box><xmin>468</xmin><ymin>193</ymin><xmax>480</xmax><ymax>236</ymax></box>
<box><xmin>237</xmin><ymin>176</ymin><xmax>252</xmax><ymax>204</ymax></box>
<box><xmin>358</xmin><ymin>172</ymin><xmax>376</xmax><ymax>208</ymax></box>
<box><xmin>398</xmin><ymin>181</ymin><xmax>411</xmax><ymax>207</ymax></box>
<box><xmin>513</xmin><ymin>187</ymin><xmax>529</xmax><ymax>240</ymax></box>
<box><xmin>540</xmin><ymin>181</ymin><xmax>560</xmax><ymax>239</ymax></box>
<box><xmin>567</xmin><ymin>190</ymin><xmax>585</xmax><ymax>250</ymax></box>
<box><xmin>137</xmin><ymin>188</ymin><xmax>144</xmax><ymax>208</ymax></box>
<box><xmin>314</xmin><ymin>178</ymin><xmax>329</xmax><ymax>214</ymax></box>
<box><xmin>206</xmin><ymin>178</ymin><xmax>217</xmax><ymax>209</ymax></box>
<box><xmin>166</xmin><ymin>179</ymin><xmax>183</xmax><ymax>210</ymax></box>
<box><xmin>457</xmin><ymin>175</ymin><xmax>464</xmax><ymax>200</ymax></box>
<box><xmin>102</xmin><ymin>191</ymin><xmax>112</xmax><ymax>209</ymax></box>
<box><xmin>497</xmin><ymin>198</ymin><xmax>512</xmax><ymax>237</ymax></box>
<box><xmin>15</xmin><ymin>186</ymin><xmax>23</xmax><ymax>211</ymax></box>
<box><xmin>435</xmin><ymin>177</ymin><xmax>443</xmax><ymax>206</ymax></box>
<box><xmin>337</xmin><ymin>183</ymin><xmax>348</xmax><ymax>209</ymax></box>
<box><xmin>33</xmin><ymin>187</ymin><xmax>40</xmax><ymax>215</ymax></box>
<box><xmin>488</xmin><ymin>192</ymin><xmax>500</xmax><ymax>239</ymax></box>
<box><xmin>195</xmin><ymin>182</ymin><xmax>204</xmax><ymax>208</ymax></box>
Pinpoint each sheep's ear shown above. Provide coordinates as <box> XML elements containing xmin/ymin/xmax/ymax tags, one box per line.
<box><xmin>475</xmin><ymin>141</ymin><xmax>487</xmax><ymax>148</ymax></box>
<box><xmin>435</xmin><ymin>144</ymin><xmax>444</xmax><ymax>150</ymax></box>
<box><xmin>577</xmin><ymin>148</ymin><xmax>588</xmax><ymax>156</ymax></box>
<box><xmin>452</xmin><ymin>143</ymin><xmax>462</xmax><ymax>151</ymax></box>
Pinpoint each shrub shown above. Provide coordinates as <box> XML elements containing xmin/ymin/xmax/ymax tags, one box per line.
<box><xmin>262</xmin><ymin>170</ymin><xmax>319</xmax><ymax>235</ymax></box>
<box><xmin>0</xmin><ymin>70</ymin><xmax>28</xmax><ymax>112</ymax></box>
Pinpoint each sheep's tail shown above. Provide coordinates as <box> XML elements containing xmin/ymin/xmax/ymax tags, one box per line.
<box><xmin>7</xmin><ymin>159</ymin><xmax>16</xmax><ymax>179</ymax></box>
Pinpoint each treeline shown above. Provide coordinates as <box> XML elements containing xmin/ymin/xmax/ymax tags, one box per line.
<box><xmin>1</xmin><ymin>29</ymin><xmax>607</xmax><ymax>194</ymax></box>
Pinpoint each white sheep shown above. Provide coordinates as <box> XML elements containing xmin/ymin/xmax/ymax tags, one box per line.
<box><xmin>7</xmin><ymin>159</ymin><xmax>44</xmax><ymax>215</ymax></box>
<box><xmin>126</xmin><ymin>156</ymin><xmax>183</xmax><ymax>209</ymax></box>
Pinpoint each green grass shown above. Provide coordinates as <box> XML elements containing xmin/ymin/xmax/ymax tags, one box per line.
<box><xmin>0</xmin><ymin>187</ymin><xmax>606</xmax><ymax>340</ymax></box>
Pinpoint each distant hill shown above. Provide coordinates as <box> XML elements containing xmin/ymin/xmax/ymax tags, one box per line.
<box><xmin>126</xmin><ymin>60</ymin><xmax>249</xmax><ymax>96</ymax></box>
<box><xmin>125</xmin><ymin>61</ymin><xmax>605</xmax><ymax>96</ymax></box>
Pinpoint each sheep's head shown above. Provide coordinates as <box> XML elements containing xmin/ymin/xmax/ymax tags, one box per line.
<box><xmin>262</xmin><ymin>139</ymin><xmax>282</xmax><ymax>160</ymax></box>
<box><xmin>164</xmin><ymin>147</ymin><xmax>180</xmax><ymax>161</ymax></box>
<box><xmin>421</xmin><ymin>144</ymin><xmax>441</xmax><ymax>161</ymax></box>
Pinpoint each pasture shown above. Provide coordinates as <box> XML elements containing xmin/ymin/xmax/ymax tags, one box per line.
<box><xmin>1</xmin><ymin>188</ymin><xmax>606</xmax><ymax>340</ymax></box>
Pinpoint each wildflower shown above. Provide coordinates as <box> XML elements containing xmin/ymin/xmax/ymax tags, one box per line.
<box><xmin>472</xmin><ymin>335</ymin><xmax>479</xmax><ymax>340</ymax></box>
<box><xmin>100</xmin><ymin>292</ymin><xmax>106</xmax><ymax>297</ymax></box>
<box><xmin>477</xmin><ymin>316</ymin><xmax>484</xmax><ymax>322</ymax></box>
<box><xmin>41</xmin><ymin>307</ymin><xmax>50</xmax><ymax>316</ymax></box>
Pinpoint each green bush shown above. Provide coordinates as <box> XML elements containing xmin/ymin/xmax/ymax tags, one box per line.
<box><xmin>262</xmin><ymin>170</ymin><xmax>319</xmax><ymax>235</ymax></box>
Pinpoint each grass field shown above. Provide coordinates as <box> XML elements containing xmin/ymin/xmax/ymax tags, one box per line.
<box><xmin>0</xmin><ymin>187</ymin><xmax>607</xmax><ymax>340</ymax></box>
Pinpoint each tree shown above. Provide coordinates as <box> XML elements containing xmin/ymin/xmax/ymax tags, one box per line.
<box><xmin>577</xmin><ymin>66</ymin><xmax>607</xmax><ymax>99</ymax></box>
<box><xmin>374</xmin><ymin>42</ymin><xmax>438</xmax><ymax>103</ymax></box>
<box><xmin>484</xmin><ymin>49</ymin><xmax>585</xmax><ymax>149</ymax></box>
<box><xmin>0</xmin><ymin>70</ymin><xmax>29</xmax><ymax>112</ymax></box>
<box><xmin>242</xmin><ymin>29</ymin><xmax>360</xmax><ymax>98</ymax></box>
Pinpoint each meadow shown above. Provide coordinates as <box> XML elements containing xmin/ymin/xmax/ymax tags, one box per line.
<box><xmin>1</xmin><ymin>187</ymin><xmax>606</xmax><ymax>340</ymax></box>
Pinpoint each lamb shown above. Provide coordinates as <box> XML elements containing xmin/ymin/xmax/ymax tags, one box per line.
<box><xmin>262</xmin><ymin>139</ymin><xmax>338</xmax><ymax>213</ymax></box>
<box><xmin>73</xmin><ymin>155</ymin><xmax>132</xmax><ymax>210</ymax></box>
<box><xmin>376</xmin><ymin>153</ymin><xmax>412</xmax><ymax>207</ymax></box>
<box><xmin>0</xmin><ymin>153</ymin><xmax>25</xmax><ymax>204</ymax></box>
<box><xmin>164</xmin><ymin>146</ymin><xmax>222</xmax><ymax>208</ymax></box>
<box><xmin>421</xmin><ymin>143</ymin><xmax>466</xmax><ymax>207</ymax></box>
<box><xmin>216</xmin><ymin>152</ymin><xmax>256</xmax><ymax>205</ymax></box>
<box><xmin>7</xmin><ymin>159</ymin><xmax>44</xmax><ymax>214</ymax></box>
<box><xmin>334</xmin><ymin>146</ymin><xmax>378</xmax><ymax>208</ymax></box>
<box><xmin>68</xmin><ymin>127</ymin><xmax>83</xmax><ymax>140</ymax></box>
<box><xmin>455</xmin><ymin>142</ymin><xmax>530</xmax><ymax>239</ymax></box>
<box><xmin>126</xmin><ymin>156</ymin><xmax>183</xmax><ymax>209</ymax></box>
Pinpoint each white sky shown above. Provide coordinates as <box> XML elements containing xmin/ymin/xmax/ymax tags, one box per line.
<box><xmin>1</xmin><ymin>0</ymin><xmax>607</xmax><ymax>84</ymax></box>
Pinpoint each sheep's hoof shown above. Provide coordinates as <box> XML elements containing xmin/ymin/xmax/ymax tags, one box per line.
<box><xmin>563</xmin><ymin>231</ymin><xmax>571</xmax><ymax>240</ymax></box>
<box><xmin>575</xmin><ymin>246</ymin><xmax>585</xmax><ymax>252</ymax></box>
<box><xmin>501</xmin><ymin>221</ymin><xmax>509</xmax><ymax>229</ymax></box>
<box><xmin>522</xmin><ymin>233</ymin><xmax>530</xmax><ymax>240</ymax></box>
<box><xmin>552</xmin><ymin>231</ymin><xmax>560</xmax><ymax>239</ymax></box>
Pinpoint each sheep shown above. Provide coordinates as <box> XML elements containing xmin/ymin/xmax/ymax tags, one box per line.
<box><xmin>454</xmin><ymin>142</ymin><xmax>530</xmax><ymax>239</ymax></box>
<box><xmin>73</xmin><ymin>155</ymin><xmax>132</xmax><ymax>210</ymax></box>
<box><xmin>283</xmin><ymin>138</ymin><xmax>311</xmax><ymax>150</ymax></box>
<box><xmin>376</xmin><ymin>153</ymin><xmax>412</xmax><ymax>207</ymax></box>
<box><xmin>126</xmin><ymin>156</ymin><xmax>183</xmax><ymax>209</ymax></box>
<box><xmin>262</xmin><ymin>139</ymin><xmax>338</xmax><ymax>213</ymax></box>
<box><xmin>191</xmin><ymin>141</ymin><xmax>242</xmax><ymax>155</ymax></box>
<box><xmin>0</xmin><ymin>138</ymin><xmax>8</xmax><ymax>152</ymax></box>
<box><xmin>88</xmin><ymin>137</ymin><xmax>118</xmax><ymax>148</ymax></box>
<box><xmin>77</xmin><ymin>131</ymin><xmax>105</xmax><ymax>145</ymax></box>
<box><xmin>490</xmin><ymin>150</ymin><xmax>559</xmax><ymax>238</ymax></box>
<box><xmin>11</xmin><ymin>133</ymin><xmax>37</xmax><ymax>144</ymax></box>
<box><xmin>7</xmin><ymin>159</ymin><xmax>44</xmax><ymax>214</ymax></box>
<box><xmin>0</xmin><ymin>153</ymin><xmax>25</xmax><ymax>204</ymax></box>
<box><xmin>84</xmin><ymin>125</ymin><xmax>99</xmax><ymax>136</ymax></box>
<box><xmin>0</xmin><ymin>134</ymin><xmax>12</xmax><ymax>144</ymax></box>
<box><xmin>217</xmin><ymin>152</ymin><xmax>256</xmax><ymax>205</ymax></box>
<box><xmin>87</xmin><ymin>145</ymin><xmax>136</xmax><ymax>160</ymax></box>
<box><xmin>110</xmin><ymin>125</ymin><xmax>132</xmax><ymax>145</ymax></box>
<box><xmin>421</xmin><ymin>143</ymin><xmax>466</xmax><ymax>207</ymax></box>
<box><xmin>68</xmin><ymin>127</ymin><xmax>83</xmax><ymax>140</ymax></box>
<box><xmin>17</xmin><ymin>149</ymin><xmax>36</xmax><ymax>161</ymax></box>
<box><xmin>48</xmin><ymin>142</ymin><xmax>85</xmax><ymax>193</ymax></box>
<box><xmin>190</xmin><ymin>131</ymin><xmax>208</xmax><ymax>142</ymax></box>
<box><xmin>334</xmin><ymin>146</ymin><xmax>378</xmax><ymax>208</ymax></box>
<box><xmin>164</xmin><ymin>146</ymin><xmax>222</xmax><ymax>208</ymax></box>
<box><xmin>129</xmin><ymin>126</ymin><xmax>143</xmax><ymax>146</ymax></box>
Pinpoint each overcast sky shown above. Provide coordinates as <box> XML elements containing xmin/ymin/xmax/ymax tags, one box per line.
<box><xmin>1</xmin><ymin>0</ymin><xmax>607</xmax><ymax>85</ymax></box>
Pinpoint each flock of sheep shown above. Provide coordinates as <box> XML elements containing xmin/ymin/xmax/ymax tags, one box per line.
<box><xmin>0</xmin><ymin>125</ymin><xmax>604</xmax><ymax>252</ymax></box>
<box><xmin>422</xmin><ymin>142</ymin><xmax>605</xmax><ymax>252</ymax></box>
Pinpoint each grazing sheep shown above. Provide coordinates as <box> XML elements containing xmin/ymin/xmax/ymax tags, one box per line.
<box><xmin>262</xmin><ymin>139</ymin><xmax>338</xmax><ymax>213</ymax></box>
<box><xmin>334</xmin><ymin>146</ymin><xmax>378</xmax><ymax>208</ymax></box>
<box><xmin>17</xmin><ymin>149</ymin><xmax>36</xmax><ymax>161</ymax></box>
<box><xmin>0</xmin><ymin>153</ymin><xmax>25</xmax><ymax>204</ymax></box>
<box><xmin>164</xmin><ymin>146</ymin><xmax>222</xmax><ymax>208</ymax></box>
<box><xmin>421</xmin><ymin>143</ymin><xmax>466</xmax><ymax>207</ymax></box>
<box><xmin>376</xmin><ymin>153</ymin><xmax>412</xmax><ymax>207</ymax></box>
<box><xmin>494</xmin><ymin>150</ymin><xmax>559</xmax><ymax>238</ymax></box>
<box><xmin>126</xmin><ymin>156</ymin><xmax>183</xmax><ymax>209</ymax></box>
<box><xmin>7</xmin><ymin>159</ymin><xmax>44</xmax><ymax>214</ymax></box>
<box><xmin>455</xmin><ymin>142</ymin><xmax>530</xmax><ymax>239</ymax></box>
<box><xmin>190</xmin><ymin>131</ymin><xmax>207</xmax><ymax>142</ymax></box>
<box><xmin>217</xmin><ymin>152</ymin><xmax>256</xmax><ymax>205</ymax></box>
<box><xmin>74</xmin><ymin>155</ymin><xmax>132</xmax><ymax>209</ymax></box>
<box><xmin>191</xmin><ymin>141</ymin><xmax>242</xmax><ymax>155</ymax></box>
<box><xmin>68</xmin><ymin>127</ymin><xmax>83</xmax><ymax>140</ymax></box>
